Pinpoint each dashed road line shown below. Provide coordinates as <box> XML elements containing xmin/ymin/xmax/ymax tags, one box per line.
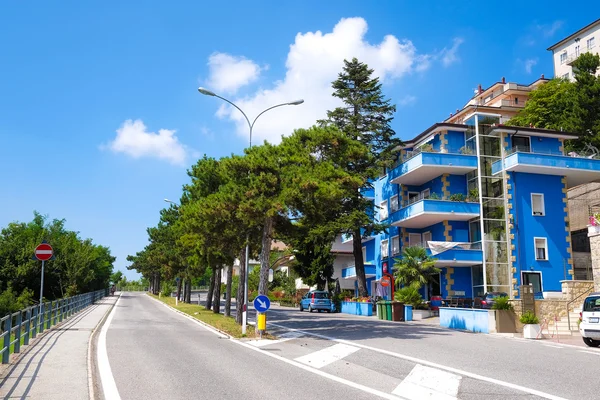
<box><xmin>294</xmin><ymin>343</ymin><xmax>360</xmax><ymax>369</ymax></box>
<box><xmin>393</xmin><ymin>364</ymin><xmax>461</xmax><ymax>400</ymax></box>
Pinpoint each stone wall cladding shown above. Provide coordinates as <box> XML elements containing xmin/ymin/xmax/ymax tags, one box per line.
<box><xmin>590</xmin><ymin>230</ymin><xmax>600</xmax><ymax>291</ymax></box>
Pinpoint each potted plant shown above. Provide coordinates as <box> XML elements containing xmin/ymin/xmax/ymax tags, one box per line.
<box><xmin>492</xmin><ymin>296</ymin><xmax>517</xmax><ymax>333</ymax></box>
<box><xmin>520</xmin><ymin>311</ymin><xmax>541</xmax><ymax>339</ymax></box>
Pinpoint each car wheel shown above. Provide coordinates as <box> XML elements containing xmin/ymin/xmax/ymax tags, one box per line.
<box><xmin>583</xmin><ymin>337</ymin><xmax>600</xmax><ymax>347</ymax></box>
<box><xmin>327</xmin><ymin>309</ymin><xmax>331</xmax><ymax>313</ymax></box>
<box><xmin>299</xmin><ymin>304</ymin><xmax>304</xmax><ymax>312</ymax></box>
<box><xmin>308</xmin><ymin>305</ymin><xmax>313</xmax><ymax>313</ymax></box>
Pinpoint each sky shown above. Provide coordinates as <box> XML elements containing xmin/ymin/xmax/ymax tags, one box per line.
<box><xmin>0</xmin><ymin>1</ymin><xmax>595</xmax><ymax>279</ymax></box>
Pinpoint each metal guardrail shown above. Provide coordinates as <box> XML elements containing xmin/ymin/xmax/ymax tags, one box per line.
<box><xmin>0</xmin><ymin>289</ymin><xmax>106</xmax><ymax>364</ymax></box>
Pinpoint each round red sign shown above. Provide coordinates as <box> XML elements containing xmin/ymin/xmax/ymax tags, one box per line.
<box><xmin>35</xmin><ymin>243</ymin><xmax>54</xmax><ymax>261</ymax></box>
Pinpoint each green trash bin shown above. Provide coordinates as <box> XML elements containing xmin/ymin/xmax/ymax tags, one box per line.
<box><xmin>385</xmin><ymin>301</ymin><xmax>393</xmax><ymax>321</ymax></box>
<box><xmin>376</xmin><ymin>302</ymin><xmax>383</xmax><ymax>320</ymax></box>
<box><xmin>380</xmin><ymin>301</ymin><xmax>388</xmax><ymax>320</ymax></box>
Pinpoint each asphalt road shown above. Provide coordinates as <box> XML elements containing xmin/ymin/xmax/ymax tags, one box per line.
<box><xmin>103</xmin><ymin>293</ymin><xmax>599</xmax><ymax>400</ymax></box>
<box><xmin>104</xmin><ymin>293</ymin><xmax>379</xmax><ymax>400</ymax></box>
<box><xmin>264</xmin><ymin>306</ymin><xmax>600</xmax><ymax>399</ymax></box>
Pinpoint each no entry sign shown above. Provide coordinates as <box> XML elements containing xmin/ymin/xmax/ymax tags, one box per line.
<box><xmin>35</xmin><ymin>243</ymin><xmax>54</xmax><ymax>261</ymax></box>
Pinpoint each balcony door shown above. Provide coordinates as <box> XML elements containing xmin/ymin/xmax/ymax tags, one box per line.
<box><xmin>512</xmin><ymin>136</ymin><xmax>531</xmax><ymax>153</ymax></box>
<box><xmin>408</xmin><ymin>233</ymin><xmax>422</xmax><ymax>248</ymax></box>
<box><xmin>522</xmin><ymin>272</ymin><xmax>542</xmax><ymax>295</ymax></box>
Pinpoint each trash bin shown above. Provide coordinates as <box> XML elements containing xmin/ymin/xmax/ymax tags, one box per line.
<box><xmin>379</xmin><ymin>301</ymin><xmax>388</xmax><ymax>320</ymax></box>
<box><xmin>376</xmin><ymin>302</ymin><xmax>382</xmax><ymax>319</ymax></box>
<box><xmin>391</xmin><ymin>301</ymin><xmax>405</xmax><ymax>321</ymax></box>
<box><xmin>385</xmin><ymin>301</ymin><xmax>393</xmax><ymax>321</ymax></box>
<box><xmin>404</xmin><ymin>305</ymin><xmax>413</xmax><ymax>321</ymax></box>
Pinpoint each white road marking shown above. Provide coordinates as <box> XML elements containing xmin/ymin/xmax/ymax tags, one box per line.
<box><xmin>543</xmin><ymin>344</ymin><xmax>563</xmax><ymax>348</ymax></box>
<box><xmin>294</xmin><ymin>343</ymin><xmax>360</xmax><ymax>369</ymax></box>
<box><xmin>579</xmin><ymin>350</ymin><xmax>600</xmax><ymax>356</ymax></box>
<box><xmin>269</xmin><ymin>322</ymin><xmax>568</xmax><ymax>400</ymax></box>
<box><xmin>247</xmin><ymin>331</ymin><xmax>304</xmax><ymax>347</ymax></box>
<box><xmin>393</xmin><ymin>364</ymin><xmax>461</xmax><ymax>400</ymax></box>
<box><xmin>97</xmin><ymin>295</ymin><xmax>122</xmax><ymax>400</ymax></box>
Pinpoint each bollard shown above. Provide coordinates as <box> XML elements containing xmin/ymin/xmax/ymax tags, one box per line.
<box><xmin>257</xmin><ymin>313</ymin><xmax>266</xmax><ymax>339</ymax></box>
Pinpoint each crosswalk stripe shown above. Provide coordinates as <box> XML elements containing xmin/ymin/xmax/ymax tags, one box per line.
<box><xmin>294</xmin><ymin>343</ymin><xmax>360</xmax><ymax>369</ymax></box>
<box><xmin>393</xmin><ymin>364</ymin><xmax>461</xmax><ymax>400</ymax></box>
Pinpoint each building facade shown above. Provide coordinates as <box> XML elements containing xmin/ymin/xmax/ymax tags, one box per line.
<box><xmin>341</xmin><ymin>114</ymin><xmax>600</xmax><ymax>301</ymax></box>
<box><xmin>548</xmin><ymin>18</ymin><xmax>600</xmax><ymax>80</ymax></box>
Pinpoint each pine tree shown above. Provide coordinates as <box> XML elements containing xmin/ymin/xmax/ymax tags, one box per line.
<box><xmin>320</xmin><ymin>58</ymin><xmax>401</xmax><ymax>297</ymax></box>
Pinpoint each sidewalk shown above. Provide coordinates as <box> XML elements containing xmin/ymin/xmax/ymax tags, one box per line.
<box><xmin>0</xmin><ymin>295</ymin><xmax>118</xmax><ymax>400</ymax></box>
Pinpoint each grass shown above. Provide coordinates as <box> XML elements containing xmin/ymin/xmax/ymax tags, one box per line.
<box><xmin>149</xmin><ymin>294</ymin><xmax>268</xmax><ymax>339</ymax></box>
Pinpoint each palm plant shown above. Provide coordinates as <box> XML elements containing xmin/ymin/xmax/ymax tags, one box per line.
<box><xmin>393</xmin><ymin>246</ymin><xmax>440</xmax><ymax>289</ymax></box>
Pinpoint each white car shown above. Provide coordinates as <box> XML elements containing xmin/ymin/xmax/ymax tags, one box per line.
<box><xmin>579</xmin><ymin>292</ymin><xmax>600</xmax><ymax>347</ymax></box>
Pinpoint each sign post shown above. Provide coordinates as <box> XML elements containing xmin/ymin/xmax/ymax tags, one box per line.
<box><xmin>34</xmin><ymin>242</ymin><xmax>54</xmax><ymax>307</ymax></box>
<box><xmin>253</xmin><ymin>295</ymin><xmax>271</xmax><ymax>339</ymax></box>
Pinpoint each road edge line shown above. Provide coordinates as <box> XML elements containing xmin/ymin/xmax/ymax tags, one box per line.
<box><xmin>145</xmin><ymin>293</ymin><xmax>231</xmax><ymax>339</ymax></box>
<box><xmin>268</xmin><ymin>322</ymin><xmax>568</xmax><ymax>400</ymax></box>
<box><xmin>96</xmin><ymin>294</ymin><xmax>122</xmax><ymax>400</ymax></box>
<box><xmin>88</xmin><ymin>294</ymin><xmax>120</xmax><ymax>400</ymax></box>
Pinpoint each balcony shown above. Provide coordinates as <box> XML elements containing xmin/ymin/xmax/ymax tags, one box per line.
<box><xmin>390</xmin><ymin>196</ymin><xmax>480</xmax><ymax>228</ymax></box>
<box><xmin>492</xmin><ymin>147</ymin><xmax>600</xmax><ymax>188</ymax></box>
<box><xmin>403</xmin><ymin>242</ymin><xmax>483</xmax><ymax>267</ymax></box>
<box><xmin>342</xmin><ymin>263</ymin><xmax>376</xmax><ymax>280</ymax></box>
<box><xmin>389</xmin><ymin>151</ymin><xmax>478</xmax><ymax>186</ymax></box>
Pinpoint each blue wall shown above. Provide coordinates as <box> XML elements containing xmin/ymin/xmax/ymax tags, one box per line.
<box><xmin>446</xmin><ymin>130</ymin><xmax>466</xmax><ymax>153</ymax></box>
<box><xmin>512</xmin><ymin>172</ymin><xmax>569</xmax><ymax>292</ymax></box>
<box><xmin>440</xmin><ymin>308</ymin><xmax>493</xmax><ymax>333</ymax></box>
<box><xmin>531</xmin><ymin>137</ymin><xmax>561</xmax><ymax>154</ymax></box>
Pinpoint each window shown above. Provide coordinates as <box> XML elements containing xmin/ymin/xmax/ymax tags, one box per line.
<box><xmin>575</xmin><ymin>45</ymin><xmax>580</xmax><ymax>57</ymax></box>
<box><xmin>512</xmin><ymin>135</ymin><xmax>531</xmax><ymax>153</ymax></box>
<box><xmin>379</xmin><ymin>200</ymin><xmax>388</xmax><ymax>220</ymax></box>
<box><xmin>408</xmin><ymin>191</ymin><xmax>419</xmax><ymax>205</ymax></box>
<box><xmin>534</xmin><ymin>237</ymin><xmax>548</xmax><ymax>261</ymax></box>
<box><xmin>409</xmin><ymin>233</ymin><xmax>422</xmax><ymax>247</ymax></box>
<box><xmin>421</xmin><ymin>188</ymin><xmax>430</xmax><ymax>199</ymax></box>
<box><xmin>514</xmin><ymin>97</ymin><xmax>519</xmax><ymax>105</ymax></box>
<box><xmin>362</xmin><ymin>246</ymin><xmax>367</xmax><ymax>263</ymax></box>
<box><xmin>560</xmin><ymin>52</ymin><xmax>567</xmax><ymax>64</ymax></box>
<box><xmin>381</xmin><ymin>239</ymin><xmax>389</xmax><ymax>258</ymax></box>
<box><xmin>390</xmin><ymin>195</ymin><xmax>399</xmax><ymax>213</ymax></box>
<box><xmin>422</xmin><ymin>231</ymin><xmax>432</xmax><ymax>247</ymax></box>
<box><xmin>391</xmin><ymin>236</ymin><xmax>400</xmax><ymax>256</ymax></box>
<box><xmin>531</xmin><ymin>193</ymin><xmax>545</xmax><ymax>216</ymax></box>
<box><xmin>588</xmin><ymin>37</ymin><xmax>596</xmax><ymax>50</ymax></box>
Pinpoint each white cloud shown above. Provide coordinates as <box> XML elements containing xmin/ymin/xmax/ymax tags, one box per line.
<box><xmin>524</xmin><ymin>58</ymin><xmax>538</xmax><ymax>74</ymax></box>
<box><xmin>206</xmin><ymin>52</ymin><xmax>262</xmax><ymax>94</ymax></box>
<box><xmin>399</xmin><ymin>95</ymin><xmax>417</xmax><ymax>106</ymax></box>
<box><xmin>105</xmin><ymin>119</ymin><xmax>187</xmax><ymax>166</ymax></box>
<box><xmin>211</xmin><ymin>17</ymin><xmax>440</xmax><ymax>144</ymax></box>
<box><xmin>537</xmin><ymin>20</ymin><xmax>563</xmax><ymax>38</ymax></box>
<box><xmin>440</xmin><ymin>38</ymin><xmax>464</xmax><ymax>67</ymax></box>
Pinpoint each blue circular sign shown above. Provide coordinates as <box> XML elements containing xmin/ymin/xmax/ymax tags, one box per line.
<box><xmin>253</xmin><ymin>295</ymin><xmax>271</xmax><ymax>312</ymax></box>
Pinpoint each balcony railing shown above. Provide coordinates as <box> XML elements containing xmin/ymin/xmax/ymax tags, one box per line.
<box><xmin>402</xmin><ymin>192</ymin><xmax>478</xmax><ymax>208</ymax></box>
<box><xmin>508</xmin><ymin>145</ymin><xmax>600</xmax><ymax>159</ymax></box>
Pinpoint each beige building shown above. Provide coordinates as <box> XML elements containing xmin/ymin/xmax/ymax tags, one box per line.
<box><xmin>548</xmin><ymin>18</ymin><xmax>600</xmax><ymax>80</ymax></box>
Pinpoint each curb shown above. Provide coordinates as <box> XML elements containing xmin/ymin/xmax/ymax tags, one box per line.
<box><xmin>88</xmin><ymin>294</ymin><xmax>121</xmax><ymax>400</ymax></box>
<box><xmin>145</xmin><ymin>293</ymin><xmax>235</xmax><ymax>340</ymax></box>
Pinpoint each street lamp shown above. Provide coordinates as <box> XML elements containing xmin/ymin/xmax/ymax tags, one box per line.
<box><xmin>197</xmin><ymin>87</ymin><xmax>304</xmax><ymax>334</ymax></box>
<box><xmin>164</xmin><ymin>198</ymin><xmax>179</xmax><ymax>206</ymax></box>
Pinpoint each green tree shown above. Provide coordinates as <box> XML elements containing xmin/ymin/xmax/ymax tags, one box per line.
<box><xmin>509</xmin><ymin>53</ymin><xmax>600</xmax><ymax>151</ymax></box>
<box><xmin>319</xmin><ymin>58</ymin><xmax>401</xmax><ymax>297</ymax></box>
<box><xmin>393</xmin><ymin>246</ymin><xmax>439</xmax><ymax>290</ymax></box>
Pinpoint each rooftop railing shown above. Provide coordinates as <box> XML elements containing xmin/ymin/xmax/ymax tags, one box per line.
<box><xmin>508</xmin><ymin>145</ymin><xmax>600</xmax><ymax>159</ymax></box>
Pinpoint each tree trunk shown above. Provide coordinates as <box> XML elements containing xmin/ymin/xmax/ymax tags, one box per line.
<box><xmin>213</xmin><ymin>268</ymin><xmax>222</xmax><ymax>314</ymax></box>
<box><xmin>258</xmin><ymin>216</ymin><xmax>274</xmax><ymax>296</ymax></box>
<box><xmin>225</xmin><ymin>263</ymin><xmax>233</xmax><ymax>317</ymax></box>
<box><xmin>176</xmin><ymin>278</ymin><xmax>183</xmax><ymax>301</ymax></box>
<box><xmin>206</xmin><ymin>268</ymin><xmax>215</xmax><ymax>311</ymax></box>
<box><xmin>185</xmin><ymin>279</ymin><xmax>192</xmax><ymax>303</ymax></box>
<box><xmin>236</xmin><ymin>247</ymin><xmax>246</xmax><ymax>324</ymax></box>
<box><xmin>352</xmin><ymin>228</ymin><xmax>368</xmax><ymax>297</ymax></box>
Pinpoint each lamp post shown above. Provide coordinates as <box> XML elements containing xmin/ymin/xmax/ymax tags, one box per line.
<box><xmin>197</xmin><ymin>87</ymin><xmax>304</xmax><ymax>335</ymax></box>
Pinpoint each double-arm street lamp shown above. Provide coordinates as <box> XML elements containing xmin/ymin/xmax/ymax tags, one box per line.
<box><xmin>197</xmin><ymin>87</ymin><xmax>304</xmax><ymax>335</ymax></box>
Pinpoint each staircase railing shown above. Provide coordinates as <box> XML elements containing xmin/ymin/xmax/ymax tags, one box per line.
<box><xmin>567</xmin><ymin>286</ymin><xmax>594</xmax><ymax>331</ymax></box>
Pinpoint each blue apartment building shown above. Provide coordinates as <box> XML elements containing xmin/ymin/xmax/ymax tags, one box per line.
<box><xmin>342</xmin><ymin>113</ymin><xmax>600</xmax><ymax>300</ymax></box>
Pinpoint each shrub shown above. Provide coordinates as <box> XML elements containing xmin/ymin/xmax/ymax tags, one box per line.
<box><xmin>491</xmin><ymin>296</ymin><xmax>514</xmax><ymax>310</ymax></box>
<box><xmin>394</xmin><ymin>286</ymin><xmax>423</xmax><ymax>308</ymax></box>
<box><xmin>449</xmin><ymin>193</ymin><xmax>466</xmax><ymax>202</ymax></box>
<box><xmin>161</xmin><ymin>282</ymin><xmax>174</xmax><ymax>298</ymax></box>
<box><xmin>520</xmin><ymin>311</ymin><xmax>539</xmax><ymax>324</ymax></box>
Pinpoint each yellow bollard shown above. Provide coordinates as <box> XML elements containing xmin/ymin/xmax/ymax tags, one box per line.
<box><xmin>257</xmin><ymin>313</ymin><xmax>267</xmax><ymax>331</ymax></box>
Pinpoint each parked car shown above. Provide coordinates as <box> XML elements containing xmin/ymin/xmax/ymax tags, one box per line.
<box><xmin>299</xmin><ymin>291</ymin><xmax>332</xmax><ymax>313</ymax></box>
<box><xmin>579</xmin><ymin>292</ymin><xmax>600</xmax><ymax>347</ymax></box>
<box><xmin>480</xmin><ymin>292</ymin><xmax>509</xmax><ymax>309</ymax></box>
